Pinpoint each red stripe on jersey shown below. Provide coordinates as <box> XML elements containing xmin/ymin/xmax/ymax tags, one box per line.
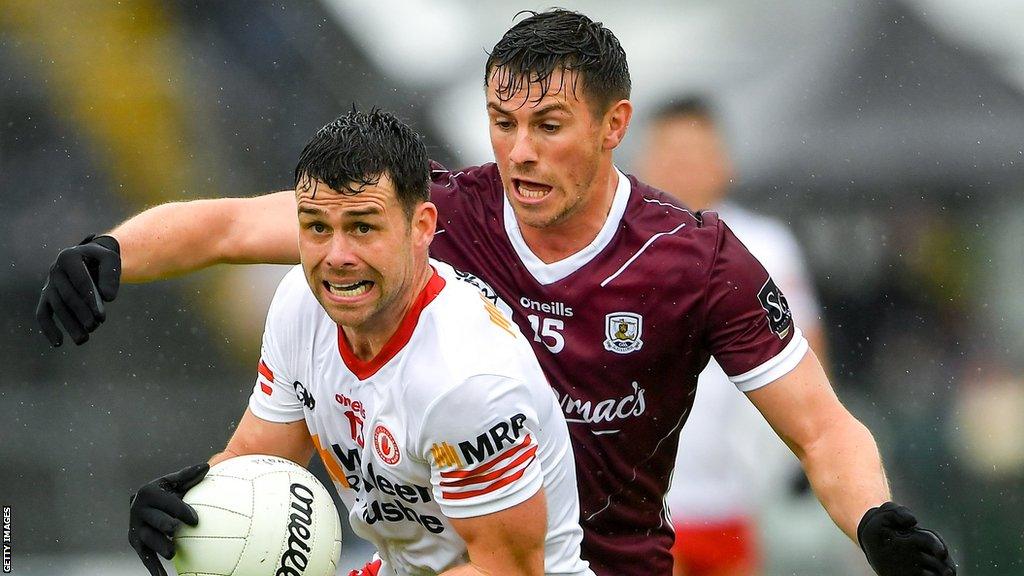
<box><xmin>260</xmin><ymin>382</ymin><xmax>273</xmax><ymax>396</ymax></box>
<box><xmin>441</xmin><ymin>460</ymin><xmax>535</xmax><ymax>500</ymax></box>
<box><xmin>258</xmin><ymin>359</ymin><xmax>274</xmax><ymax>382</ymax></box>
<box><xmin>440</xmin><ymin>434</ymin><xmax>532</xmax><ymax>479</ymax></box>
<box><xmin>440</xmin><ymin>445</ymin><xmax>538</xmax><ymax>488</ymax></box>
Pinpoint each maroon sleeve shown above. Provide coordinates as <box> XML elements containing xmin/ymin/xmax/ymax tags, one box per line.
<box><xmin>701</xmin><ymin>213</ymin><xmax>799</xmax><ymax>380</ymax></box>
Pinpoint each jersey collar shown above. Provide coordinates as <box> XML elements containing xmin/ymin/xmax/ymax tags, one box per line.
<box><xmin>337</xmin><ymin>266</ymin><xmax>446</xmax><ymax>380</ymax></box>
<box><xmin>503</xmin><ymin>167</ymin><xmax>631</xmax><ymax>286</ymax></box>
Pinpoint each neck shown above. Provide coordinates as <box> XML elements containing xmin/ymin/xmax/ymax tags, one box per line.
<box><xmin>341</xmin><ymin>260</ymin><xmax>432</xmax><ymax>361</ymax></box>
<box><xmin>519</xmin><ymin>164</ymin><xmax>619</xmax><ymax>264</ymax></box>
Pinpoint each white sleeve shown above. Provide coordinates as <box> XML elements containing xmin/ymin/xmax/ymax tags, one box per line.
<box><xmin>766</xmin><ymin>228</ymin><xmax>822</xmax><ymax>333</ymax></box>
<box><xmin>419</xmin><ymin>375</ymin><xmax>544</xmax><ymax>519</ymax></box>
<box><xmin>248</xmin><ymin>267</ymin><xmax>306</xmax><ymax>423</ymax></box>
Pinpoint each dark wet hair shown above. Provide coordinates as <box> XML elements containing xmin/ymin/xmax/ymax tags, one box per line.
<box><xmin>650</xmin><ymin>95</ymin><xmax>717</xmax><ymax>124</ymax></box>
<box><xmin>485</xmin><ymin>9</ymin><xmax>631</xmax><ymax>114</ymax></box>
<box><xmin>294</xmin><ymin>107</ymin><xmax>429</xmax><ymax>216</ymax></box>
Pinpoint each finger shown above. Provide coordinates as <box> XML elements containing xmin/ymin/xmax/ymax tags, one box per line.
<box><xmin>918</xmin><ymin>552</ymin><xmax>951</xmax><ymax>573</ymax></box>
<box><xmin>51</xmin><ymin>270</ymin><xmax>100</xmax><ymax>333</ymax></box>
<box><xmin>164</xmin><ymin>463</ymin><xmax>210</xmax><ymax>493</ymax></box>
<box><xmin>35</xmin><ymin>295</ymin><xmax>64</xmax><ymax>347</ymax></box>
<box><xmin>888</xmin><ymin>504</ymin><xmax>919</xmax><ymax>530</ymax></box>
<box><xmin>139</xmin><ymin>507</ymin><xmax>182</xmax><ymax>536</ymax></box>
<box><xmin>66</xmin><ymin>254</ymin><xmax>106</xmax><ymax>320</ymax></box>
<box><xmin>139</xmin><ymin>524</ymin><xmax>176</xmax><ymax>560</ymax></box>
<box><xmin>93</xmin><ymin>246</ymin><xmax>121</xmax><ymax>301</ymax></box>
<box><xmin>147</xmin><ymin>489</ymin><xmax>200</xmax><ymax>526</ymax></box>
<box><xmin>916</xmin><ymin>529</ymin><xmax>949</xmax><ymax>559</ymax></box>
<box><xmin>135</xmin><ymin>538</ymin><xmax>170</xmax><ymax>575</ymax></box>
<box><xmin>48</xmin><ymin>291</ymin><xmax>89</xmax><ymax>345</ymax></box>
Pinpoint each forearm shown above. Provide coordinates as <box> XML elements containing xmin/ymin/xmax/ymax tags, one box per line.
<box><xmin>799</xmin><ymin>415</ymin><xmax>890</xmax><ymax>542</ymax></box>
<box><xmin>108</xmin><ymin>192</ymin><xmax>300</xmax><ymax>283</ymax></box>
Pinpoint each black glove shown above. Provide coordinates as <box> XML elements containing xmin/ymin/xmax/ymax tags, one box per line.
<box><xmin>128</xmin><ymin>463</ymin><xmax>209</xmax><ymax>576</ymax></box>
<box><xmin>36</xmin><ymin>234</ymin><xmax>121</xmax><ymax>346</ymax></box>
<box><xmin>858</xmin><ymin>501</ymin><xmax>956</xmax><ymax>576</ymax></box>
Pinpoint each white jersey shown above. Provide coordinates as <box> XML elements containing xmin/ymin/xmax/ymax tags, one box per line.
<box><xmin>667</xmin><ymin>203</ymin><xmax>823</xmax><ymax>520</ymax></box>
<box><xmin>249</xmin><ymin>261</ymin><xmax>593</xmax><ymax>576</ymax></box>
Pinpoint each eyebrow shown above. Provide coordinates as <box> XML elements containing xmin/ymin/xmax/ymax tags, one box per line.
<box><xmin>344</xmin><ymin>207</ymin><xmax>382</xmax><ymax>218</ymax></box>
<box><xmin>297</xmin><ymin>205</ymin><xmax>382</xmax><ymax>218</ymax></box>
<box><xmin>487</xmin><ymin>101</ymin><xmax>571</xmax><ymax>117</ymax></box>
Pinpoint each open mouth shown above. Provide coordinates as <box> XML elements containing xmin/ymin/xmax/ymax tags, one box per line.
<box><xmin>513</xmin><ymin>178</ymin><xmax>553</xmax><ymax>201</ymax></box>
<box><xmin>324</xmin><ymin>280</ymin><xmax>374</xmax><ymax>298</ymax></box>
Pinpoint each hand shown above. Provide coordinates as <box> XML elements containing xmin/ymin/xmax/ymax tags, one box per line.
<box><xmin>348</xmin><ymin>558</ymin><xmax>382</xmax><ymax>576</ymax></box>
<box><xmin>128</xmin><ymin>463</ymin><xmax>209</xmax><ymax>576</ymax></box>
<box><xmin>859</xmin><ymin>502</ymin><xmax>956</xmax><ymax>576</ymax></box>
<box><xmin>36</xmin><ymin>234</ymin><xmax>121</xmax><ymax>346</ymax></box>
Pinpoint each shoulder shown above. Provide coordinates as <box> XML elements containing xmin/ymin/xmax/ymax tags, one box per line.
<box><xmin>264</xmin><ymin>265</ymin><xmax>325</xmax><ymax>339</ymax></box>
<box><xmin>619</xmin><ymin>173</ymin><xmax>731</xmax><ymax>268</ymax></box>
<box><xmin>429</xmin><ymin>161</ymin><xmax>503</xmax><ymax>204</ymax></box>
<box><xmin>625</xmin><ymin>173</ymin><xmax>720</xmax><ymax>239</ymax></box>
<box><xmin>413</xmin><ymin>261</ymin><xmax>534</xmax><ymax>383</ymax></box>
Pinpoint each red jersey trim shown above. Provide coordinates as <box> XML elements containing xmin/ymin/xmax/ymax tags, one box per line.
<box><xmin>440</xmin><ymin>434</ymin><xmax>534</xmax><ymax>480</ymax></box>
<box><xmin>337</xmin><ymin>267</ymin><xmax>446</xmax><ymax>380</ymax></box>
<box><xmin>440</xmin><ymin>445</ymin><xmax>538</xmax><ymax>488</ymax></box>
<box><xmin>442</xmin><ymin>463</ymin><xmax>534</xmax><ymax>500</ymax></box>
<box><xmin>258</xmin><ymin>359</ymin><xmax>274</xmax><ymax>395</ymax></box>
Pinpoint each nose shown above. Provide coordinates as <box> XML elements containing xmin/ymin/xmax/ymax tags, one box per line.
<box><xmin>508</xmin><ymin>127</ymin><xmax>537</xmax><ymax>166</ymax></box>
<box><xmin>324</xmin><ymin>232</ymin><xmax>359</xmax><ymax>269</ymax></box>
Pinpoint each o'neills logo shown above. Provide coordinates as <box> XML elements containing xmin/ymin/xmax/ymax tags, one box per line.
<box><xmin>276</xmin><ymin>482</ymin><xmax>315</xmax><ymax>576</ymax></box>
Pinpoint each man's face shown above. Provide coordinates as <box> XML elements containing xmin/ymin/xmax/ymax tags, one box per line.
<box><xmin>637</xmin><ymin>115</ymin><xmax>733</xmax><ymax>210</ymax></box>
<box><xmin>295</xmin><ymin>175</ymin><xmax>431</xmax><ymax>334</ymax></box>
<box><xmin>486</xmin><ymin>68</ymin><xmax>610</xmax><ymax>231</ymax></box>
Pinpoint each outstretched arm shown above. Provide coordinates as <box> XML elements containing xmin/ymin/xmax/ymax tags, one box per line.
<box><xmin>747</xmin><ymin>349</ymin><xmax>888</xmax><ymax>539</ymax></box>
<box><xmin>748</xmin><ymin>350</ymin><xmax>956</xmax><ymax>575</ymax></box>
<box><xmin>37</xmin><ymin>191</ymin><xmax>300</xmax><ymax>346</ymax></box>
<box><xmin>112</xmin><ymin>191</ymin><xmax>300</xmax><ymax>283</ymax></box>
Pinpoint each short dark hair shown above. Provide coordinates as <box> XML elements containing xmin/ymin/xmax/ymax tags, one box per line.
<box><xmin>485</xmin><ymin>9</ymin><xmax>631</xmax><ymax>114</ymax></box>
<box><xmin>650</xmin><ymin>95</ymin><xmax>717</xmax><ymax>124</ymax></box>
<box><xmin>294</xmin><ymin>107</ymin><xmax>429</xmax><ymax>216</ymax></box>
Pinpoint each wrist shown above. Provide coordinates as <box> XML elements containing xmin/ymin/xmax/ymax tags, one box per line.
<box><xmin>92</xmin><ymin>234</ymin><xmax>121</xmax><ymax>254</ymax></box>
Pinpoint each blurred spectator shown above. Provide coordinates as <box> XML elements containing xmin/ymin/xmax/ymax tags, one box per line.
<box><xmin>636</xmin><ymin>96</ymin><xmax>829</xmax><ymax>576</ymax></box>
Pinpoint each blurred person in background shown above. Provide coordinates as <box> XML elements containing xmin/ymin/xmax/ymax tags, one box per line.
<box><xmin>35</xmin><ymin>9</ymin><xmax>957</xmax><ymax>576</ymax></box>
<box><xmin>637</xmin><ymin>96</ymin><xmax>828</xmax><ymax>576</ymax></box>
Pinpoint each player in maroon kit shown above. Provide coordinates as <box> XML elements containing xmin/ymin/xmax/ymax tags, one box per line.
<box><xmin>37</xmin><ymin>9</ymin><xmax>955</xmax><ymax>576</ymax></box>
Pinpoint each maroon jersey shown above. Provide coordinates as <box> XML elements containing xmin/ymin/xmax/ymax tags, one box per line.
<box><xmin>427</xmin><ymin>163</ymin><xmax>806</xmax><ymax>576</ymax></box>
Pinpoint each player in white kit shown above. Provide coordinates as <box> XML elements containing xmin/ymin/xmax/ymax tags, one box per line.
<box><xmin>125</xmin><ymin>109</ymin><xmax>593</xmax><ymax>576</ymax></box>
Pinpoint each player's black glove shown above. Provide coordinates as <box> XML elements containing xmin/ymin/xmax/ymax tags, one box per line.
<box><xmin>858</xmin><ymin>501</ymin><xmax>956</xmax><ymax>576</ymax></box>
<box><xmin>128</xmin><ymin>463</ymin><xmax>209</xmax><ymax>576</ymax></box>
<box><xmin>36</xmin><ymin>234</ymin><xmax>121</xmax><ymax>346</ymax></box>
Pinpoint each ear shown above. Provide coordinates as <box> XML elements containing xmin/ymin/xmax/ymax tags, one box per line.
<box><xmin>602</xmin><ymin>99</ymin><xmax>633</xmax><ymax>151</ymax></box>
<box><xmin>411</xmin><ymin>201</ymin><xmax>438</xmax><ymax>249</ymax></box>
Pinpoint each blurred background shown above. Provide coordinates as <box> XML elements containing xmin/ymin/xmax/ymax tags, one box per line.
<box><xmin>2</xmin><ymin>1</ymin><xmax>1022</xmax><ymax>574</ymax></box>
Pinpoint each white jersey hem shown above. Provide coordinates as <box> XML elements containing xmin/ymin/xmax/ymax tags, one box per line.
<box><xmin>248</xmin><ymin>393</ymin><xmax>304</xmax><ymax>423</ymax></box>
<box><xmin>728</xmin><ymin>328</ymin><xmax>808</xmax><ymax>392</ymax></box>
